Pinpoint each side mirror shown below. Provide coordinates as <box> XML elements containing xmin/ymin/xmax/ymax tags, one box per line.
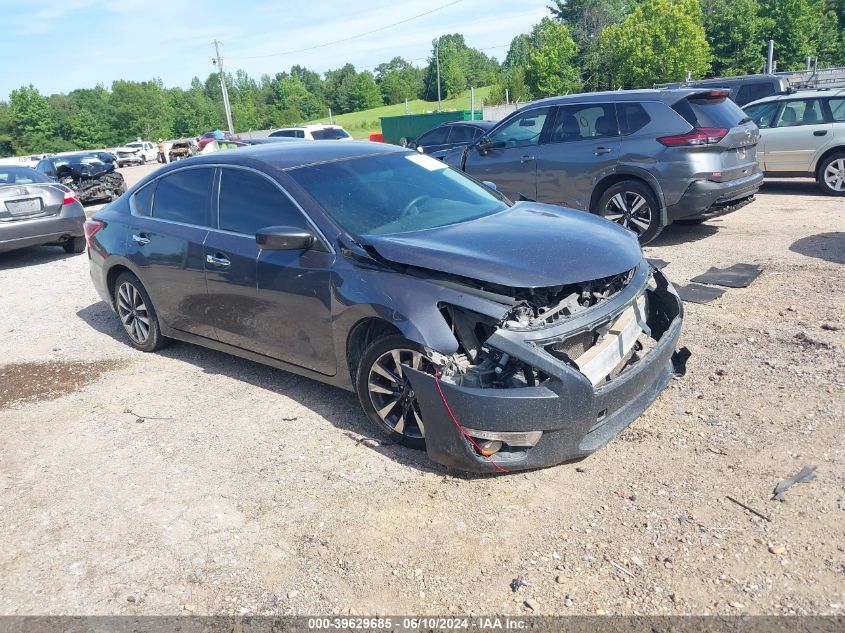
<box><xmin>482</xmin><ymin>180</ymin><xmax>497</xmax><ymax>191</ymax></box>
<box><xmin>256</xmin><ymin>226</ymin><xmax>314</xmax><ymax>251</ymax></box>
<box><xmin>477</xmin><ymin>136</ymin><xmax>492</xmax><ymax>153</ymax></box>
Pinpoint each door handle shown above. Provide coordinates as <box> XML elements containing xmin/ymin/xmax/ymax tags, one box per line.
<box><xmin>206</xmin><ymin>253</ymin><xmax>231</xmax><ymax>268</ymax></box>
<box><xmin>813</xmin><ymin>130</ymin><xmax>828</xmax><ymax>136</ymax></box>
<box><xmin>132</xmin><ymin>233</ymin><xmax>150</xmax><ymax>245</ymax></box>
<box><xmin>594</xmin><ymin>147</ymin><xmax>613</xmax><ymax>155</ymax></box>
<box><xmin>521</xmin><ymin>155</ymin><xmax>535</xmax><ymax>163</ymax></box>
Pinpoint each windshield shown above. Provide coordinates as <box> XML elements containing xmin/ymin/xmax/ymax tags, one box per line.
<box><xmin>311</xmin><ymin>128</ymin><xmax>350</xmax><ymax>140</ymax></box>
<box><xmin>288</xmin><ymin>152</ymin><xmax>509</xmax><ymax>237</ymax></box>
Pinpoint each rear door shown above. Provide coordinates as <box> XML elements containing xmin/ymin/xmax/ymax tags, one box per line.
<box><xmin>760</xmin><ymin>98</ymin><xmax>831</xmax><ymax>173</ymax></box>
<box><xmin>125</xmin><ymin>166</ymin><xmax>215</xmax><ymax>338</ymax></box>
<box><xmin>462</xmin><ymin>105</ymin><xmax>554</xmax><ymax>200</ymax></box>
<box><xmin>205</xmin><ymin>166</ymin><xmax>336</xmax><ymax>375</ymax></box>
<box><xmin>535</xmin><ymin>103</ymin><xmax>621</xmax><ymax>210</ymax></box>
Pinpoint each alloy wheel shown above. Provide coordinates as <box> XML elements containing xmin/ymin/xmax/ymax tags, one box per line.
<box><xmin>116</xmin><ymin>281</ymin><xmax>151</xmax><ymax>344</ymax></box>
<box><xmin>367</xmin><ymin>348</ymin><xmax>434</xmax><ymax>439</ymax></box>
<box><xmin>824</xmin><ymin>158</ymin><xmax>845</xmax><ymax>192</ymax></box>
<box><xmin>603</xmin><ymin>191</ymin><xmax>653</xmax><ymax>237</ymax></box>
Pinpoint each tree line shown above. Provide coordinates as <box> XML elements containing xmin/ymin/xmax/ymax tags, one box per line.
<box><xmin>1</xmin><ymin>0</ymin><xmax>843</xmax><ymax>157</ymax></box>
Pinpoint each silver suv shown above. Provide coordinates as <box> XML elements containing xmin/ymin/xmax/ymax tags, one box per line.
<box><xmin>445</xmin><ymin>88</ymin><xmax>763</xmax><ymax>244</ymax></box>
<box><xmin>743</xmin><ymin>88</ymin><xmax>845</xmax><ymax>195</ymax></box>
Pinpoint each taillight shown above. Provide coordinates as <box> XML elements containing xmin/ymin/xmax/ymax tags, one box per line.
<box><xmin>56</xmin><ymin>184</ymin><xmax>78</xmax><ymax>205</ymax></box>
<box><xmin>658</xmin><ymin>127</ymin><xmax>728</xmax><ymax>147</ymax></box>
<box><xmin>84</xmin><ymin>219</ymin><xmax>105</xmax><ymax>251</ymax></box>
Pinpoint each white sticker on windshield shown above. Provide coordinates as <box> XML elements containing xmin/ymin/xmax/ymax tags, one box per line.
<box><xmin>405</xmin><ymin>153</ymin><xmax>449</xmax><ymax>171</ymax></box>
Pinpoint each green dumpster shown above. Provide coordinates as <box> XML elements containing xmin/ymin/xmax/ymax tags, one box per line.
<box><xmin>379</xmin><ymin>110</ymin><xmax>483</xmax><ymax>146</ymax></box>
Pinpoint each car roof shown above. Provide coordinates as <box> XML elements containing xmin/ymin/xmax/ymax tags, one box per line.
<box><xmin>441</xmin><ymin>120</ymin><xmax>496</xmax><ymax>129</ymax></box>
<box><xmin>523</xmin><ymin>87</ymin><xmax>725</xmax><ymax>107</ymax></box>
<box><xmin>744</xmin><ymin>87</ymin><xmax>845</xmax><ymax>107</ymax></box>
<box><xmin>158</xmin><ymin>140</ymin><xmax>405</xmax><ymax>172</ymax></box>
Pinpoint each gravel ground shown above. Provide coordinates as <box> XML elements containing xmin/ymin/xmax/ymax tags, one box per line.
<box><xmin>0</xmin><ymin>169</ymin><xmax>843</xmax><ymax>617</ymax></box>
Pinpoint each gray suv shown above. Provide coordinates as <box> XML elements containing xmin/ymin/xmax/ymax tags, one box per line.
<box><xmin>444</xmin><ymin>88</ymin><xmax>763</xmax><ymax>244</ymax></box>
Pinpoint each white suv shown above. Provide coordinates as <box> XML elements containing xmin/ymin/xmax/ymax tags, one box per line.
<box><xmin>268</xmin><ymin>124</ymin><xmax>352</xmax><ymax>141</ymax></box>
<box><xmin>744</xmin><ymin>88</ymin><xmax>845</xmax><ymax>195</ymax></box>
<box><xmin>114</xmin><ymin>141</ymin><xmax>158</xmax><ymax>167</ymax></box>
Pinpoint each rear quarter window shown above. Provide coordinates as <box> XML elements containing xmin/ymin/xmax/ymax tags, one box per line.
<box><xmin>672</xmin><ymin>95</ymin><xmax>747</xmax><ymax>128</ymax></box>
<box><xmin>132</xmin><ymin>181</ymin><xmax>156</xmax><ymax>217</ymax></box>
<box><xmin>617</xmin><ymin>103</ymin><xmax>651</xmax><ymax>135</ymax></box>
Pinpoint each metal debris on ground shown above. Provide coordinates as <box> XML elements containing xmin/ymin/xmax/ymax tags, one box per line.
<box><xmin>671</xmin><ymin>347</ymin><xmax>691</xmax><ymax>377</ymax></box>
<box><xmin>677</xmin><ymin>283</ymin><xmax>726</xmax><ymax>304</ymax></box>
<box><xmin>123</xmin><ymin>408</ymin><xmax>174</xmax><ymax>424</ymax></box>
<box><xmin>772</xmin><ymin>465</ymin><xmax>817</xmax><ymax>501</ymax></box>
<box><xmin>691</xmin><ymin>263</ymin><xmax>763</xmax><ymax>288</ymax></box>
<box><xmin>510</xmin><ymin>576</ymin><xmax>527</xmax><ymax>592</ymax></box>
<box><xmin>726</xmin><ymin>495</ymin><xmax>772</xmax><ymax>522</ymax></box>
<box><xmin>606</xmin><ymin>556</ymin><xmax>635</xmax><ymax>578</ymax></box>
<box><xmin>647</xmin><ymin>258</ymin><xmax>670</xmax><ymax>270</ymax></box>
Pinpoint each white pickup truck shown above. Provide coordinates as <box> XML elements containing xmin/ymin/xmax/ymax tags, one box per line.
<box><xmin>114</xmin><ymin>141</ymin><xmax>158</xmax><ymax>167</ymax></box>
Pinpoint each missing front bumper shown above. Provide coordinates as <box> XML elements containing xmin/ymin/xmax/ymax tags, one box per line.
<box><xmin>405</xmin><ymin>271</ymin><xmax>684</xmax><ymax>473</ymax></box>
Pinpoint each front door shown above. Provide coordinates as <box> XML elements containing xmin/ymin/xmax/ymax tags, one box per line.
<box><xmin>462</xmin><ymin>106</ymin><xmax>554</xmax><ymax>201</ymax></box>
<box><xmin>205</xmin><ymin>166</ymin><xmax>336</xmax><ymax>375</ymax></box>
<box><xmin>125</xmin><ymin>167</ymin><xmax>215</xmax><ymax>338</ymax></box>
<box><xmin>535</xmin><ymin>103</ymin><xmax>621</xmax><ymax>210</ymax></box>
<box><xmin>762</xmin><ymin>98</ymin><xmax>832</xmax><ymax>172</ymax></box>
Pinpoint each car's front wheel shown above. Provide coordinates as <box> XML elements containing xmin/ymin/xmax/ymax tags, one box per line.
<box><xmin>594</xmin><ymin>180</ymin><xmax>663</xmax><ymax>245</ymax></box>
<box><xmin>817</xmin><ymin>152</ymin><xmax>845</xmax><ymax>196</ymax></box>
<box><xmin>113</xmin><ymin>271</ymin><xmax>168</xmax><ymax>352</ymax></box>
<box><xmin>355</xmin><ymin>335</ymin><xmax>436</xmax><ymax>449</ymax></box>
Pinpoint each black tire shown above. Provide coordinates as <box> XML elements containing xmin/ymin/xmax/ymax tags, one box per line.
<box><xmin>674</xmin><ymin>218</ymin><xmax>706</xmax><ymax>226</ymax></box>
<box><xmin>355</xmin><ymin>335</ymin><xmax>436</xmax><ymax>450</ymax></box>
<box><xmin>112</xmin><ymin>271</ymin><xmax>168</xmax><ymax>352</ymax></box>
<box><xmin>816</xmin><ymin>151</ymin><xmax>845</xmax><ymax>196</ymax></box>
<box><xmin>594</xmin><ymin>180</ymin><xmax>663</xmax><ymax>245</ymax></box>
<box><xmin>63</xmin><ymin>236</ymin><xmax>86</xmax><ymax>254</ymax></box>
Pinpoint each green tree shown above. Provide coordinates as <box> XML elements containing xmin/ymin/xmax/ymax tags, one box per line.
<box><xmin>759</xmin><ymin>0</ymin><xmax>817</xmax><ymax>69</ymax></box>
<box><xmin>110</xmin><ymin>79</ymin><xmax>173</xmax><ymax>141</ymax></box>
<box><xmin>488</xmin><ymin>66</ymin><xmax>532</xmax><ymax>105</ymax></box>
<box><xmin>375</xmin><ymin>57</ymin><xmax>424</xmax><ymax>104</ymax></box>
<box><xmin>597</xmin><ymin>0</ymin><xmax>711</xmax><ymax>88</ymax></box>
<box><xmin>0</xmin><ymin>102</ymin><xmax>15</xmax><ymax>157</ymax></box>
<box><xmin>8</xmin><ymin>85</ymin><xmax>56</xmax><ymax>153</ymax></box>
<box><xmin>525</xmin><ymin>18</ymin><xmax>581</xmax><ymax>97</ymax></box>
<box><xmin>503</xmin><ymin>34</ymin><xmax>532</xmax><ymax>69</ymax></box>
<box><xmin>347</xmin><ymin>72</ymin><xmax>383</xmax><ymax>111</ymax></box>
<box><xmin>702</xmin><ymin>0</ymin><xmax>771</xmax><ymax>75</ymax></box>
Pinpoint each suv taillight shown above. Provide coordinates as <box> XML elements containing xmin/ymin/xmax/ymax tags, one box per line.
<box><xmin>84</xmin><ymin>219</ymin><xmax>105</xmax><ymax>251</ymax></box>
<box><xmin>658</xmin><ymin>127</ymin><xmax>728</xmax><ymax>146</ymax></box>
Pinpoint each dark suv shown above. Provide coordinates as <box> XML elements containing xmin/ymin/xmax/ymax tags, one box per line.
<box><xmin>444</xmin><ymin>88</ymin><xmax>763</xmax><ymax>244</ymax></box>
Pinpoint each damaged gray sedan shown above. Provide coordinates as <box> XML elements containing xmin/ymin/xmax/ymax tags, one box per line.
<box><xmin>86</xmin><ymin>142</ymin><xmax>684</xmax><ymax>472</ymax></box>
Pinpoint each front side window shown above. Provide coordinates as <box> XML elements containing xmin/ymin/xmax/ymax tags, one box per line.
<box><xmin>549</xmin><ymin>103</ymin><xmax>618</xmax><ymax>143</ymax></box>
<box><xmin>152</xmin><ymin>168</ymin><xmax>213</xmax><ymax>226</ymax></box>
<box><xmin>218</xmin><ymin>168</ymin><xmax>306</xmax><ymax>235</ymax></box>
<box><xmin>744</xmin><ymin>102</ymin><xmax>780</xmax><ymax>129</ymax></box>
<box><xmin>827</xmin><ymin>98</ymin><xmax>845</xmax><ymax>122</ymax></box>
<box><xmin>775</xmin><ymin>99</ymin><xmax>824</xmax><ymax>127</ymax></box>
<box><xmin>488</xmin><ymin>107</ymin><xmax>552</xmax><ymax>148</ymax></box>
<box><xmin>288</xmin><ymin>152</ymin><xmax>509</xmax><ymax>238</ymax></box>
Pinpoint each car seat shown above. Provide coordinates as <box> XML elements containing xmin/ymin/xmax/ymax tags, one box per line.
<box><xmin>552</xmin><ymin>114</ymin><xmax>581</xmax><ymax>142</ymax></box>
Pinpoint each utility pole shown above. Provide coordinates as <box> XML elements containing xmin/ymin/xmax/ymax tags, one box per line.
<box><xmin>212</xmin><ymin>39</ymin><xmax>235</xmax><ymax>133</ymax></box>
<box><xmin>435</xmin><ymin>38</ymin><xmax>442</xmax><ymax>110</ymax></box>
<box><xmin>766</xmin><ymin>40</ymin><xmax>774</xmax><ymax>74</ymax></box>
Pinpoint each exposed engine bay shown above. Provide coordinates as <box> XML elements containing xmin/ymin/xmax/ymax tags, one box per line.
<box><xmin>57</xmin><ymin>161</ymin><xmax>127</xmax><ymax>204</ymax></box>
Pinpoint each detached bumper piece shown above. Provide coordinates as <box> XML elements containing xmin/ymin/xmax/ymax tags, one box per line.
<box><xmin>406</xmin><ymin>268</ymin><xmax>684</xmax><ymax>473</ymax></box>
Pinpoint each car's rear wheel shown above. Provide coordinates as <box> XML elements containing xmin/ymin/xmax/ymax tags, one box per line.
<box><xmin>63</xmin><ymin>236</ymin><xmax>86</xmax><ymax>254</ymax></box>
<box><xmin>817</xmin><ymin>152</ymin><xmax>845</xmax><ymax>196</ymax></box>
<box><xmin>594</xmin><ymin>180</ymin><xmax>663</xmax><ymax>245</ymax></box>
<box><xmin>113</xmin><ymin>271</ymin><xmax>168</xmax><ymax>352</ymax></box>
<box><xmin>355</xmin><ymin>335</ymin><xmax>436</xmax><ymax>449</ymax></box>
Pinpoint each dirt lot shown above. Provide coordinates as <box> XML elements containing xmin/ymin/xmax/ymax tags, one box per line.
<box><xmin>1</xmin><ymin>166</ymin><xmax>843</xmax><ymax>616</ymax></box>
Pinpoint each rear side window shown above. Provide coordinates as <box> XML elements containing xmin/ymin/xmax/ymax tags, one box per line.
<box><xmin>827</xmin><ymin>98</ymin><xmax>845</xmax><ymax>122</ymax></box>
<box><xmin>735</xmin><ymin>82</ymin><xmax>776</xmax><ymax>106</ymax></box>
<box><xmin>152</xmin><ymin>168</ymin><xmax>213</xmax><ymax>226</ymax></box>
<box><xmin>448</xmin><ymin>125</ymin><xmax>476</xmax><ymax>144</ymax></box>
<box><xmin>132</xmin><ymin>182</ymin><xmax>156</xmax><ymax>217</ymax></box>
<box><xmin>775</xmin><ymin>99</ymin><xmax>824</xmax><ymax>127</ymax></box>
<box><xmin>617</xmin><ymin>103</ymin><xmax>650</xmax><ymax>135</ymax></box>
<box><xmin>672</xmin><ymin>95</ymin><xmax>747</xmax><ymax>128</ymax></box>
<box><xmin>218</xmin><ymin>168</ymin><xmax>306</xmax><ymax>235</ymax></box>
<box><xmin>417</xmin><ymin>126</ymin><xmax>449</xmax><ymax>145</ymax></box>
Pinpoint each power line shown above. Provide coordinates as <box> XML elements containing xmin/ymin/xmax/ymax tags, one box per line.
<box><xmin>227</xmin><ymin>0</ymin><xmax>462</xmax><ymax>61</ymax></box>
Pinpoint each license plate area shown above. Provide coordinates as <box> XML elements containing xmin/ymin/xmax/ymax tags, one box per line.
<box><xmin>6</xmin><ymin>197</ymin><xmax>43</xmax><ymax>216</ymax></box>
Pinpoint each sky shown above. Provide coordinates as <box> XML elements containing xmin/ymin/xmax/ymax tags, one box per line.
<box><xmin>0</xmin><ymin>0</ymin><xmax>550</xmax><ymax>99</ymax></box>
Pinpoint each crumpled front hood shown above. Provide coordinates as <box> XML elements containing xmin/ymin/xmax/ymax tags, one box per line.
<box><xmin>364</xmin><ymin>202</ymin><xmax>644</xmax><ymax>289</ymax></box>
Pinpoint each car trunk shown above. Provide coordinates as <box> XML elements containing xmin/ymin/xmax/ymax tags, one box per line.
<box><xmin>672</xmin><ymin>91</ymin><xmax>761</xmax><ymax>183</ymax></box>
<box><xmin>0</xmin><ymin>184</ymin><xmax>65</xmax><ymax>222</ymax></box>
